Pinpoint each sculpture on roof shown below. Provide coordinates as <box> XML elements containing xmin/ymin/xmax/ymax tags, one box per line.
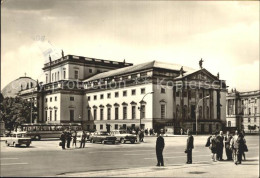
<box><xmin>180</xmin><ymin>66</ymin><xmax>184</xmax><ymax>76</ymax></box>
<box><xmin>61</xmin><ymin>49</ymin><xmax>64</xmax><ymax>59</ymax></box>
<box><xmin>199</xmin><ymin>58</ymin><xmax>204</xmax><ymax>69</ymax></box>
<box><xmin>217</xmin><ymin>72</ymin><xmax>219</xmax><ymax>79</ymax></box>
<box><xmin>49</xmin><ymin>55</ymin><xmax>52</xmax><ymax>62</ymax></box>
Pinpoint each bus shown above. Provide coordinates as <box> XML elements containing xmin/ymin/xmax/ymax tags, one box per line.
<box><xmin>20</xmin><ymin>123</ymin><xmax>82</xmax><ymax>140</ymax></box>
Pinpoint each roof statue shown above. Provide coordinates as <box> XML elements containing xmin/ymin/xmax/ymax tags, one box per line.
<box><xmin>217</xmin><ymin>72</ymin><xmax>219</xmax><ymax>79</ymax></box>
<box><xmin>123</xmin><ymin>59</ymin><xmax>125</xmax><ymax>64</ymax></box>
<box><xmin>24</xmin><ymin>72</ymin><xmax>27</xmax><ymax>77</ymax></box>
<box><xmin>231</xmin><ymin>88</ymin><xmax>233</xmax><ymax>93</ymax></box>
<box><xmin>180</xmin><ymin>66</ymin><xmax>184</xmax><ymax>76</ymax></box>
<box><xmin>49</xmin><ymin>55</ymin><xmax>52</xmax><ymax>62</ymax></box>
<box><xmin>62</xmin><ymin>49</ymin><xmax>64</xmax><ymax>59</ymax></box>
<box><xmin>199</xmin><ymin>58</ymin><xmax>204</xmax><ymax>69</ymax></box>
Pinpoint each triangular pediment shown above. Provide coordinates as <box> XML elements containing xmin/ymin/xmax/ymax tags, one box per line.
<box><xmin>185</xmin><ymin>69</ymin><xmax>218</xmax><ymax>82</ymax></box>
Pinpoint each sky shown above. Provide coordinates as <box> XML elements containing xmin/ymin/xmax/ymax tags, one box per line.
<box><xmin>1</xmin><ymin>0</ymin><xmax>259</xmax><ymax>92</ymax></box>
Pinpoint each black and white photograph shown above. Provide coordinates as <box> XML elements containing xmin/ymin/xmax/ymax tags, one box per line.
<box><xmin>0</xmin><ymin>0</ymin><xmax>259</xmax><ymax>177</ymax></box>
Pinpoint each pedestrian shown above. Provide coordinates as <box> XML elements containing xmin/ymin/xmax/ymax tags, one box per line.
<box><xmin>230</xmin><ymin>130</ymin><xmax>239</xmax><ymax>164</ymax></box>
<box><xmin>156</xmin><ymin>130</ymin><xmax>165</xmax><ymax>166</ymax></box>
<box><xmin>224</xmin><ymin>131</ymin><xmax>233</xmax><ymax>160</ymax></box>
<box><xmin>60</xmin><ymin>131</ymin><xmax>66</xmax><ymax>150</ymax></box>
<box><xmin>180</xmin><ymin>128</ymin><xmax>183</xmax><ymax>135</ymax></box>
<box><xmin>80</xmin><ymin>131</ymin><xmax>86</xmax><ymax>148</ymax></box>
<box><xmin>233</xmin><ymin>132</ymin><xmax>246</xmax><ymax>165</ymax></box>
<box><xmin>145</xmin><ymin>129</ymin><xmax>148</xmax><ymax>136</ymax></box>
<box><xmin>141</xmin><ymin>130</ymin><xmax>145</xmax><ymax>142</ymax></box>
<box><xmin>216</xmin><ymin>131</ymin><xmax>224</xmax><ymax>161</ymax></box>
<box><xmin>186</xmin><ymin>129</ymin><xmax>190</xmax><ymax>135</ymax></box>
<box><xmin>210</xmin><ymin>132</ymin><xmax>218</xmax><ymax>162</ymax></box>
<box><xmin>72</xmin><ymin>130</ymin><xmax>77</xmax><ymax>148</ymax></box>
<box><xmin>66</xmin><ymin>131</ymin><xmax>72</xmax><ymax>148</ymax></box>
<box><xmin>242</xmin><ymin>131</ymin><xmax>247</xmax><ymax>161</ymax></box>
<box><xmin>149</xmin><ymin>128</ymin><xmax>153</xmax><ymax>136</ymax></box>
<box><xmin>185</xmin><ymin>130</ymin><xmax>194</xmax><ymax>164</ymax></box>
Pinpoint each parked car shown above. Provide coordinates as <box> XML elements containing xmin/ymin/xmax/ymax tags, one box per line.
<box><xmin>5</xmin><ymin>132</ymin><xmax>31</xmax><ymax>147</ymax></box>
<box><xmin>110</xmin><ymin>130</ymin><xmax>137</xmax><ymax>144</ymax></box>
<box><xmin>90</xmin><ymin>131</ymin><xmax>117</xmax><ymax>144</ymax></box>
<box><xmin>76</xmin><ymin>131</ymin><xmax>92</xmax><ymax>142</ymax></box>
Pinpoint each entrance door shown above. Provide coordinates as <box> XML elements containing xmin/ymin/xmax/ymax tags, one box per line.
<box><xmin>191</xmin><ymin>105</ymin><xmax>196</xmax><ymax>120</ymax></box>
<box><xmin>209</xmin><ymin>124</ymin><xmax>212</xmax><ymax>133</ymax></box>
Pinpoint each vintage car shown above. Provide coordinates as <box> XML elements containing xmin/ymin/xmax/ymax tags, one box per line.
<box><xmin>90</xmin><ymin>131</ymin><xmax>117</xmax><ymax>144</ymax></box>
<box><xmin>75</xmin><ymin>131</ymin><xmax>92</xmax><ymax>142</ymax></box>
<box><xmin>5</xmin><ymin>132</ymin><xmax>31</xmax><ymax>147</ymax></box>
<box><xmin>110</xmin><ymin>130</ymin><xmax>137</xmax><ymax>144</ymax></box>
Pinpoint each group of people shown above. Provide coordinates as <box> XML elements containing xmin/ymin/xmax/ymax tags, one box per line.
<box><xmin>208</xmin><ymin>130</ymin><xmax>247</xmax><ymax>165</ymax></box>
<box><xmin>60</xmin><ymin>130</ymin><xmax>88</xmax><ymax>150</ymax></box>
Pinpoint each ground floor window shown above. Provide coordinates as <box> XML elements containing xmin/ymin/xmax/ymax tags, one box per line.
<box><xmin>100</xmin><ymin>124</ymin><xmax>103</xmax><ymax>130</ymax></box>
<box><xmin>70</xmin><ymin>110</ymin><xmax>74</xmax><ymax>122</ymax></box>
<box><xmin>115</xmin><ymin>124</ymin><xmax>118</xmax><ymax>130</ymax></box>
<box><xmin>228</xmin><ymin>121</ymin><xmax>231</xmax><ymax>127</ymax></box>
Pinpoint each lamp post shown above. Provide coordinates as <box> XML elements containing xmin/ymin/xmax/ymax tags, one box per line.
<box><xmin>139</xmin><ymin>91</ymin><xmax>154</xmax><ymax>130</ymax></box>
<box><xmin>195</xmin><ymin>95</ymin><xmax>209</xmax><ymax>135</ymax></box>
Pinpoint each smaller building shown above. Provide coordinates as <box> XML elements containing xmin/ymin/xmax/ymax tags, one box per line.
<box><xmin>226</xmin><ymin>89</ymin><xmax>260</xmax><ymax>133</ymax></box>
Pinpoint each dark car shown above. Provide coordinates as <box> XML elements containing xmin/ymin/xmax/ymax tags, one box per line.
<box><xmin>90</xmin><ymin>131</ymin><xmax>117</xmax><ymax>144</ymax></box>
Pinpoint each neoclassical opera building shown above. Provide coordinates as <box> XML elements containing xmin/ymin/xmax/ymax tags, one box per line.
<box><xmin>16</xmin><ymin>53</ymin><xmax>227</xmax><ymax>134</ymax></box>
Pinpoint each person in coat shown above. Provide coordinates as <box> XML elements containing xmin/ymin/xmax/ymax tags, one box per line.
<box><xmin>156</xmin><ymin>130</ymin><xmax>165</xmax><ymax>166</ymax></box>
<box><xmin>216</xmin><ymin>131</ymin><xmax>224</xmax><ymax>161</ymax></box>
<box><xmin>186</xmin><ymin>130</ymin><xmax>194</xmax><ymax>164</ymax></box>
<box><xmin>60</xmin><ymin>131</ymin><xmax>66</xmax><ymax>150</ymax></box>
<box><xmin>224</xmin><ymin>131</ymin><xmax>233</xmax><ymax>160</ymax></box>
<box><xmin>66</xmin><ymin>131</ymin><xmax>72</xmax><ymax>148</ymax></box>
<box><xmin>230</xmin><ymin>130</ymin><xmax>239</xmax><ymax>164</ymax></box>
<box><xmin>72</xmin><ymin>130</ymin><xmax>77</xmax><ymax>148</ymax></box>
<box><xmin>210</xmin><ymin>132</ymin><xmax>218</xmax><ymax>162</ymax></box>
<box><xmin>80</xmin><ymin>131</ymin><xmax>86</xmax><ymax>148</ymax></box>
<box><xmin>234</xmin><ymin>132</ymin><xmax>246</xmax><ymax>165</ymax></box>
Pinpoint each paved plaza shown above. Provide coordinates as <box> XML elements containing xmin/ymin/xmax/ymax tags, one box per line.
<box><xmin>0</xmin><ymin>135</ymin><xmax>259</xmax><ymax>177</ymax></box>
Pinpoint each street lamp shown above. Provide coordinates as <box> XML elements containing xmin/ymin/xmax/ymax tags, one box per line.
<box><xmin>195</xmin><ymin>95</ymin><xmax>209</xmax><ymax>135</ymax></box>
<box><xmin>139</xmin><ymin>91</ymin><xmax>154</xmax><ymax>130</ymax></box>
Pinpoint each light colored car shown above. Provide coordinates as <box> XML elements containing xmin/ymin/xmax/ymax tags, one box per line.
<box><xmin>75</xmin><ymin>131</ymin><xmax>92</xmax><ymax>142</ymax></box>
<box><xmin>5</xmin><ymin>132</ymin><xmax>31</xmax><ymax>147</ymax></box>
<box><xmin>110</xmin><ymin>130</ymin><xmax>137</xmax><ymax>144</ymax></box>
<box><xmin>90</xmin><ymin>131</ymin><xmax>117</xmax><ymax>144</ymax></box>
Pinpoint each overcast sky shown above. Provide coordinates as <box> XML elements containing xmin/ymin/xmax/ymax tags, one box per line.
<box><xmin>1</xmin><ymin>0</ymin><xmax>259</xmax><ymax>92</ymax></box>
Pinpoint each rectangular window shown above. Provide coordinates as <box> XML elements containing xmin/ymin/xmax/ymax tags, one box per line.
<box><xmin>74</xmin><ymin>70</ymin><xmax>79</xmax><ymax>79</ymax></box>
<box><xmin>93</xmin><ymin>125</ymin><xmax>96</xmax><ymax>130</ymax></box>
<box><xmin>131</xmin><ymin>89</ymin><xmax>136</xmax><ymax>95</ymax></box>
<box><xmin>228</xmin><ymin>121</ymin><xmax>231</xmax><ymax>127</ymax></box>
<box><xmin>54</xmin><ymin>110</ymin><xmax>57</xmax><ymax>121</ymax></box>
<box><xmin>55</xmin><ymin>97</ymin><xmax>57</xmax><ymax>101</ymax></box>
<box><xmin>161</xmin><ymin>104</ymin><xmax>166</xmax><ymax>119</ymax></box>
<box><xmin>141</xmin><ymin>88</ymin><xmax>145</xmax><ymax>94</ymax></box>
<box><xmin>94</xmin><ymin>95</ymin><xmax>97</xmax><ymax>100</ymax></box>
<box><xmin>115</xmin><ymin>92</ymin><xmax>119</xmax><ymax>98</ymax></box>
<box><xmin>255</xmin><ymin>107</ymin><xmax>257</xmax><ymax>114</ymax></box>
<box><xmin>63</xmin><ymin>71</ymin><xmax>66</xmax><ymax>79</ymax></box>
<box><xmin>254</xmin><ymin>117</ymin><xmax>256</xmax><ymax>122</ymax></box>
<box><xmin>100</xmin><ymin>124</ymin><xmax>103</xmax><ymax>130</ymax></box>
<box><xmin>132</xmin><ymin>106</ymin><xmax>136</xmax><ymax>119</ymax></box>
<box><xmin>50</xmin><ymin>97</ymin><xmax>52</xmax><ymax>102</ymax></box>
<box><xmin>100</xmin><ymin>94</ymin><xmax>104</xmax><ymax>99</ymax></box>
<box><xmin>70</xmin><ymin>96</ymin><xmax>74</xmax><ymax>101</ymax></box>
<box><xmin>45</xmin><ymin>111</ymin><xmax>47</xmax><ymax>121</ymax></box>
<box><xmin>107</xmin><ymin>93</ymin><xmax>111</xmax><ymax>99</ymax></box>
<box><xmin>107</xmin><ymin>108</ymin><xmax>111</xmax><ymax>120</ymax></box>
<box><xmin>141</xmin><ymin>105</ymin><xmax>146</xmax><ymax>119</ymax></box>
<box><xmin>100</xmin><ymin>108</ymin><xmax>104</xmax><ymax>120</ymax></box>
<box><xmin>115</xmin><ymin>124</ymin><xmax>118</xmax><ymax>130</ymax></box>
<box><xmin>49</xmin><ymin>111</ymin><xmax>52</xmax><ymax>121</ymax></box>
<box><xmin>94</xmin><ymin>109</ymin><xmax>97</xmax><ymax>120</ymax></box>
<box><xmin>248</xmin><ymin>118</ymin><xmax>250</xmax><ymax>123</ymax></box>
<box><xmin>70</xmin><ymin>110</ymin><xmax>74</xmax><ymax>121</ymax></box>
<box><xmin>123</xmin><ymin>106</ymin><xmax>127</xmax><ymax>120</ymax></box>
<box><xmin>123</xmin><ymin>91</ymin><xmax>127</xmax><ymax>97</ymax></box>
<box><xmin>87</xmin><ymin>96</ymin><xmax>90</xmax><ymax>101</ymax></box>
<box><xmin>88</xmin><ymin>109</ymin><xmax>91</xmax><ymax>121</ymax></box>
<box><xmin>45</xmin><ymin>98</ymin><xmax>48</xmax><ymax>102</ymax></box>
<box><xmin>248</xmin><ymin>108</ymin><xmax>251</xmax><ymax>115</ymax></box>
<box><xmin>161</xmin><ymin>88</ymin><xmax>166</xmax><ymax>94</ymax></box>
<box><xmin>115</xmin><ymin>107</ymin><xmax>119</xmax><ymax>120</ymax></box>
<box><xmin>89</xmin><ymin>69</ymin><xmax>92</xmax><ymax>73</ymax></box>
<box><xmin>176</xmin><ymin>91</ymin><xmax>180</xmax><ymax>97</ymax></box>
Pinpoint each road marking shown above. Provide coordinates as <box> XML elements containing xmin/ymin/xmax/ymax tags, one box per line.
<box><xmin>0</xmin><ymin>163</ymin><xmax>28</xmax><ymax>166</ymax></box>
<box><xmin>144</xmin><ymin>155</ymin><xmax>210</xmax><ymax>159</ymax></box>
<box><xmin>0</xmin><ymin>158</ymin><xmax>19</xmax><ymax>160</ymax></box>
<box><xmin>124</xmin><ymin>151</ymin><xmax>199</xmax><ymax>156</ymax></box>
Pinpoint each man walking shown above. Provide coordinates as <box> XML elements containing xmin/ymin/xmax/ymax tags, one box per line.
<box><xmin>66</xmin><ymin>131</ymin><xmax>72</xmax><ymax>148</ymax></box>
<box><xmin>80</xmin><ymin>131</ymin><xmax>86</xmax><ymax>148</ymax></box>
<box><xmin>60</xmin><ymin>131</ymin><xmax>66</xmax><ymax>150</ymax></box>
<box><xmin>216</xmin><ymin>131</ymin><xmax>224</xmax><ymax>161</ymax></box>
<box><xmin>224</xmin><ymin>131</ymin><xmax>233</xmax><ymax>160</ymax></box>
<box><xmin>156</xmin><ymin>129</ymin><xmax>165</xmax><ymax>166</ymax></box>
<box><xmin>186</xmin><ymin>131</ymin><xmax>194</xmax><ymax>164</ymax></box>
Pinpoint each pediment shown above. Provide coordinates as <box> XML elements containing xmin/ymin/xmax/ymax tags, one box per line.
<box><xmin>186</xmin><ymin>69</ymin><xmax>218</xmax><ymax>82</ymax></box>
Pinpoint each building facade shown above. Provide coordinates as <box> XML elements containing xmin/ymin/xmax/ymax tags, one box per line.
<box><xmin>18</xmin><ymin>53</ymin><xmax>227</xmax><ymax>134</ymax></box>
<box><xmin>226</xmin><ymin>90</ymin><xmax>260</xmax><ymax>133</ymax></box>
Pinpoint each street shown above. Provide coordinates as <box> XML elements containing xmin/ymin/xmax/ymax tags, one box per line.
<box><xmin>0</xmin><ymin>135</ymin><xmax>259</xmax><ymax>177</ymax></box>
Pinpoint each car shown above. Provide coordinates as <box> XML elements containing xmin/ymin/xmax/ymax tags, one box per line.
<box><xmin>5</xmin><ymin>132</ymin><xmax>32</xmax><ymax>147</ymax></box>
<box><xmin>75</xmin><ymin>131</ymin><xmax>92</xmax><ymax>142</ymax></box>
<box><xmin>110</xmin><ymin>130</ymin><xmax>137</xmax><ymax>144</ymax></box>
<box><xmin>90</xmin><ymin>131</ymin><xmax>117</xmax><ymax>144</ymax></box>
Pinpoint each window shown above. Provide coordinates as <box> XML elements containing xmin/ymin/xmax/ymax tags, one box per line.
<box><xmin>123</xmin><ymin>106</ymin><xmax>127</xmax><ymax>120</ymax></box>
<box><xmin>100</xmin><ymin>124</ymin><xmax>103</xmax><ymax>130</ymax></box>
<box><xmin>54</xmin><ymin>110</ymin><xmax>57</xmax><ymax>121</ymax></box>
<box><xmin>228</xmin><ymin>121</ymin><xmax>231</xmax><ymax>127</ymax></box>
<box><xmin>141</xmin><ymin>88</ymin><xmax>145</xmax><ymax>94</ymax></box>
<box><xmin>199</xmin><ymin>93</ymin><xmax>203</xmax><ymax>98</ymax></box>
<box><xmin>45</xmin><ymin>98</ymin><xmax>48</xmax><ymax>102</ymax></box>
<box><xmin>57</xmin><ymin>72</ymin><xmax>59</xmax><ymax>80</ymax></box>
<box><xmin>52</xmin><ymin>73</ymin><xmax>54</xmax><ymax>82</ymax></box>
<box><xmin>70</xmin><ymin>97</ymin><xmax>74</xmax><ymax>101</ymax></box>
<box><xmin>141</xmin><ymin>105</ymin><xmax>145</xmax><ymax>119</ymax></box>
<box><xmin>131</xmin><ymin>89</ymin><xmax>136</xmax><ymax>95</ymax></box>
<box><xmin>115</xmin><ymin>107</ymin><xmax>119</xmax><ymax>120</ymax></box>
<box><xmin>115</xmin><ymin>92</ymin><xmax>119</xmax><ymax>98</ymax></box>
<box><xmin>89</xmin><ymin>69</ymin><xmax>92</xmax><ymax>73</ymax></box>
<box><xmin>115</xmin><ymin>124</ymin><xmax>118</xmax><ymax>130</ymax></box>
<box><xmin>161</xmin><ymin>104</ymin><xmax>166</xmax><ymax>119</ymax></box>
<box><xmin>55</xmin><ymin>97</ymin><xmax>57</xmax><ymax>101</ymax></box>
<box><xmin>70</xmin><ymin>110</ymin><xmax>74</xmax><ymax>121</ymax></box>
<box><xmin>255</xmin><ymin>107</ymin><xmax>257</xmax><ymax>114</ymax></box>
<box><xmin>100</xmin><ymin>94</ymin><xmax>104</xmax><ymax>99</ymax></box>
<box><xmin>94</xmin><ymin>109</ymin><xmax>97</xmax><ymax>120</ymax></box>
<box><xmin>50</xmin><ymin>111</ymin><xmax>52</xmax><ymax>121</ymax></box>
<box><xmin>123</xmin><ymin>91</ymin><xmax>127</xmax><ymax>97</ymax></box>
<box><xmin>55</xmin><ymin>73</ymin><xmax>56</xmax><ymax>81</ymax></box>
<box><xmin>132</xmin><ymin>106</ymin><xmax>136</xmax><ymax>119</ymax></box>
<box><xmin>93</xmin><ymin>125</ymin><xmax>96</xmax><ymax>130</ymax></box>
<box><xmin>176</xmin><ymin>91</ymin><xmax>180</xmax><ymax>97</ymax></box>
<box><xmin>100</xmin><ymin>108</ymin><xmax>104</xmax><ymax>120</ymax></box>
<box><xmin>248</xmin><ymin>108</ymin><xmax>251</xmax><ymax>115</ymax></box>
<box><xmin>254</xmin><ymin>117</ymin><xmax>256</xmax><ymax>122</ymax></box>
<box><xmin>107</xmin><ymin>108</ymin><xmax>111</xmax><ymax>120</ymax></box>
<box><xmin>94</xmin><ymin>95</ymin><xmax>97</xmax><ymax>100</ymax></box>
<box><xmin>45</xmin><ymin>111</ymin><xmax>47</xmax><ymax>121</ymax></box>
<box><xmin>87</xmin><ymin>96</ymin><xmax>90</xmax><ymax>101</ymax></box>
<box><xmin>161</xmin><ymin>88</ymin><xmax>166</xmax><ymax>94</ymax></box>
<box><xmin>63</xmin><ymin>71</ymin><xmax>66</xmax><ymax>79</ymax></box>
<box><xmin>87</xmin><ymin>109</ymin><xmax>91</xmax><ymax>121</ymax></box>
<box><xmin>248</xmin><ymin>118</ymin><xmax>250</xmax><ymax>123</ymax></box>
<box><xmin>74</xmin><ymin>70</ymin><xmax>79</xmax><ymax>79</ymax></box>
<box><xmin>50</xmin><ymin>97</ymin><xmax>52</xmax><ymax>102</ymax></box>
<box><xmin>107</xmin><ymin>93</ymin><xmax>111</xmax><ymax>99</ymax></box>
